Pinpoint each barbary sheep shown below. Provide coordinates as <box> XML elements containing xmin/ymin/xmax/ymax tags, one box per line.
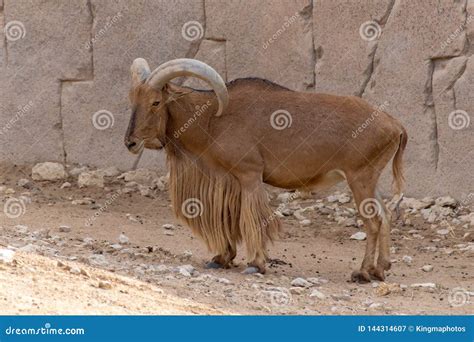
<box><xmin>125</xmin><ymin>58</ymin><xmax>407</xmax><ymax>283</ymax></box>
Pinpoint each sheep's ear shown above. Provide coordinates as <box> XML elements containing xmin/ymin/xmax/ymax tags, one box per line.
<box><xmin>131</xmin><ymin>58</ymin><xmax>151</xmax><ymax>86</ymax></box>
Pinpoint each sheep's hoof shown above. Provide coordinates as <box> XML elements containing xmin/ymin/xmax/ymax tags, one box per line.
<box><xmin>351</xmin><ymin>270</ymin><xmax>371</xmax><ymax>284</ymax></box>
<box><xmin>205</xmin><ymin>261</ymin><xmax>223</xmax><ymax>269</ymax></box>
<box><xmin>242</xmin><ymin>266</ymin><xmax>261</xmax><ymax>274</ymax></box>
<box><xmin>369</xmin><ymin>267</ymin><xmax>386</xmax><ymax>281</ymax></box>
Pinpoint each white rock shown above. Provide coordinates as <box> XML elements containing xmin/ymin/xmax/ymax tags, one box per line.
<box><xmin>309</xmin><ymin>289</ymin><xmax>327</xmax><ymax>299</ymax></box>
<box><xmin>421</xmin><ymin>265</ymin><xmax>434</xmax><ymax>272</ymax></box>
<box><xmin>307</xmin><ymin>277</ymin><xmax>329</xmax><ymax>285</ymax></box>
<box><xmin>78</xmin><ymin>171</ymin><xmax>104</xmax><ymax>188</ymax></box>
<box><xmin>402</xmin><ymin>197</ymin><xmax>433</xmax><ymax>210</ymax></box>
<box><xmin>17</xmin><ymin>178</ymin><xmax>31</xmax><ymax>188</ymax></box>
<box><xmin>118</xmin><ymin>169</ymin><xmax>158</xmax><ymax>185</ymax></box>
<box><xmin>300</xmin><ymin>219</ymin><xmax>311</xmax><ymax>226</ymax></box>
<box><xmin>138</xmin><ymin>185</ymin><xmax>153</xmax><ymax>197</ymax></box>
<box><xmin>0</xmin><ymin>248</ymin><xmax>15</xmax><ymax>263</ymax></box>
<box><xmin>435</xmin><ymin>196</ymin><xmax>457</xmax><ymax>208</ymax></box>
<box><xmin>99</xmin><ymin>166</ymin><xmax>121</xmax><ymax>177</ymax></box>
<box><xmin>402</xmin><ymin>255</ymin><xmax>413</xmax><ymax>265</ymax></box>
<box><xmin>110</xmin><ymin>244</ymin><xmax>122</xmax><ymax>250</ymax></box>
<box><xmin>59</xmin><ymin>225</ymin><xmax>71</xmax><ymax>233</ymax></box>
<box><xmin>291</xmin><ymin>277</ymin><xmax>312</xmax><ymax>287</ymax></box>
<box><xmin>32</xmin><ymin>162</ymin><xmax>68</xmax><ymax>181</ymax></box>
<box><xmin>162</xmin><ymin>223</ymin><xmax>175</xmax><ymax>230</ymax></box>
<box><xmin>410</xmin><ymin>282</ymin><xmax>437</xmax><ymax>289</ymax></box>
<box><xmin>177</xmin><ymin>264</ymin><xmax>195</xmax><ymax>277</ymax></box>
<box><xmin>60</xmin><ymin>182</ymin><xmax>72</xmax><ymax>189</ymax></box>
<box><xmin>153</xmin><ymin>178</ymin><xmax>166</xmax><ymax>191</ymax></box>
<box><xmin>118</xmin><ymin>233</ymin><xmax>130</xmax><ymax>245</ymax></box>
<box><xmin>350</xmin><ymin>232</ymin><xmax>367</xmax><ymax>240</ymax></box>
<box><xmin>217</xmin><ymin>277</ymin><xmax>232</xmax><ymax>284</ymax></box>
<box><xmin>436</xmin><ymin>228</ymin><xmax>450</xmax><ymax>236</ymax></box>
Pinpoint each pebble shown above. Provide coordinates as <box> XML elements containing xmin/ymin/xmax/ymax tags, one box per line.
<box><xmin>72</xmin><ymin>198</ymin><xmax>94</xmax><ymax>205</ymax></box>
<box><xmin>98</xmin><ymin>280</ymin><xmax>112</xmax><ymax>290</ymax></box>
<box><xmin>435</xmin><ymin>196</ymin><xmax>457</xmax><ymax>208</ymax></box>
<box><xmin>309</xmin><ymin>289</ymin><xmax>327</xmax><ymax>299</ymax></box>
<box><xmin>110</xmin><ymin>244</ymin><xmax>123</xmax><ymax>250</ymax></box>
<box><xmin>402</xmin><ymin>255</ymin><xmax>413</xmax><ymax>265</ymax></box>
<box><xmin>291</xmin><ymin>277</ymin><xmax>312</xmax><ymax>287</ymax></box>
<box><xmin>60</xmin><ymin>182</ymin><xmax>72</xmax><ymax>189</ymax></box>
<box><xmin>350</xmin><ymin>232</ymin><xmax>366</xmax><ymax>241</ymax></box>
<box><xmin>300</xmin><ymin>219</ymin><xmax>311</xmax><ymax>227</ymax></box>
<box><xmin>163</xmin><ymin>230</ymin><xmax>174</xmax><ymax>236</ymax></box>
<box><xmin>0</xmin><ymin>248</ymin><xmax>15</xmax><ymax>264</ymax></box>
<box><xmin>307</xmin><ymin>277</ymin><xmax>329</xmax><ymax>285</ymax></box>
<box><xmin>436</xmin><ymin>228</ymin><xmax>450</xmax><ymax>236</ymax></box>
<box><xmin>118</xmin><ymin>233</ymin><xmax>130</xmax><ymax>245</ymax></box>
<box><xmin>410</xmin><ymin>283</ymin><xmax>437</xmax><ymax>291</ymax></box>
<box><xmin>177</xmin><ymin>265</ymin><xmax>196</xmax><ymax>277</ymax></box>
<box><xmin>162</xmin><ymin>224</ymin><xmax>175</xmax><ymax>230</ymax></box>
<box><xmin>78</xmin><ymin>171</ymin><xmax>105</xmax><ymax>188</ymax></box>
<box><xmin>32</xmin><ymin>162</ymin><xmax>68</xmax><ymax>181</ymax></box>
<box><xmin>17</xmin><ymin>178</ymin><xmax>31</xmax><ymax>188</ymax></box>
<box><xmin>59</xmin><ymin>225</ymin><xmax>72</xmax><ymax>233</ymax></box>
<box><xmin>217</xmin><ymin>277</ymin><xmax>232</xmax><ymax>285</ymax></box>
<box><xmin>421</xmin><ymin>265</ymin><xmax>434</xmax><ymax>272</ymax></box>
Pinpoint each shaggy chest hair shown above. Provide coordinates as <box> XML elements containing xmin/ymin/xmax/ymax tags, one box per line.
<box><xmin>167</xmin><ymin>149</ymin><xmax>280</xmax><ymax>258</ymax></box>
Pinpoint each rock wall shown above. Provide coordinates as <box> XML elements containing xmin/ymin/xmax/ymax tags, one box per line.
<box><xmin>0</xmin><ymin>0</ymin><xmax>472</xmax><ymax>198</ymax></box>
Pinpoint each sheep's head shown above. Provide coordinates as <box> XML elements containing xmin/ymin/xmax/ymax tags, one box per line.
<box><xmin>125</xmin><ymin>58</ymin><xmax>229</xmax><ymax>154</ymax></box>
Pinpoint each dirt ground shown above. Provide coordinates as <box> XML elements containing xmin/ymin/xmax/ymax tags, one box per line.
<box><xmin>0</xmin><ymin>164</ymin><xmax>472</xmax><ymax>315</ymax></box>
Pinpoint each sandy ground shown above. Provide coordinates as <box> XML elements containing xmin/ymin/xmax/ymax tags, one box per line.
<box><xmin>0</xmin><ymin>165</ymin><xmax>472</xmax><ymax>315</ymax></box>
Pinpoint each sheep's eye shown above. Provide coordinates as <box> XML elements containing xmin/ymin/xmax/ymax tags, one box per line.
<box><xmin>152</xmin><ymin>101</ymin><xmax>160</xmax><ymax>107</ymax></box>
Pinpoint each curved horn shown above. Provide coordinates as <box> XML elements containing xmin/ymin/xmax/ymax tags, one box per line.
<box><xmin>131</xmin><ymin>58</ymin><xmax>151</xmax><ymax>86</ymax></box>
<box><xmin>146</xmin><ymin>58</ymin><xmax>228</xmax><ymax>117</ymax></box>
